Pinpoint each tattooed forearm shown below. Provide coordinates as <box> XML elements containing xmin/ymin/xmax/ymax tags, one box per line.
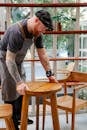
<box><xmin>6</xmin><ymin>59</ymin><xmax>22</xmax><ymax>84</ymax></box>
<box><xmin>37</xmin><ymin>48</ymin><xmax>51</xmax><ymax>71</ymax></box>
<box><xmin>41</xmin><ymin>56</ymin><xmax>51</xmax><ymax>70</ymax></box>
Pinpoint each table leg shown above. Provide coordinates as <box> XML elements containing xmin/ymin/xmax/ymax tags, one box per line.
<box><xmin>36</xmin><ymin>97</ymin><xmax>40</xmax><ymax>130</ymax></box>
<box><xmin>42</xmin><ymin>96</ymin><xmax>47</xmax><ymax>130</ymax></box>
<box><xmin>20</xmin><ymin>94</ymin><xmax>29</xmax><ymax>130</ymax></box>
<box><xmin>50</xmin><ymin>93</ymin><xmax>60</xmax><ymax>130</ymax></box>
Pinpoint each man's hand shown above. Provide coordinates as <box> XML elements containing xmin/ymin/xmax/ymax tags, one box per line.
<box><xmin>48</xmin><ymin>76</ymin><xmax>58</xmax><ymax>83</ymax></box>
<box><xmin>16</xmin><ymin>82</ymin><xmax>29</xmax><ymax>95</ymax></box>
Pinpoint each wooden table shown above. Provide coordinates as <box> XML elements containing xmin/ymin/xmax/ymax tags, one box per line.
<box><xmin>20</xmin><ymin>81</ymin><xmax>62</xmax><ymax>130</ymax></box>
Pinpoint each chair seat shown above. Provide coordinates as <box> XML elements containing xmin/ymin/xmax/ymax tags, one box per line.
<box><xmin>57</xmin><ymin>95</ymin><xmax>87</xmax><ymax>111</ymax></box>
<box><xmin>0</xmin><ymin>104</ymin><xmax>12</xmax><ymax>118</ymax></box>
<box><xmin>45</xmin><ymin>95</ymin><xmax>87</xmax><ymax>112</ymax></box>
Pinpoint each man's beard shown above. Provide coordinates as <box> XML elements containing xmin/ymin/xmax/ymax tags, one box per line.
<box><xmin>33</xmin><ymin>26</ymin><xmax>41</xmax><ymax>37</ymax></box>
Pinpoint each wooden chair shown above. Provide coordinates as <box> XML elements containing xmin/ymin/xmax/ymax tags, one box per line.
<box><xmin>0</xmin><ymin>104</ymin><xmax>15</xmax><ymax>130</ymax></box>
<box><xmin>42</xmin><ymin>71</ymin><xmax>87</xmax><ymax>130</ymax></box>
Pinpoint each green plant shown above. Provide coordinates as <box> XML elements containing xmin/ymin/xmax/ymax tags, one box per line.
<box><xmin>78</xmin><ymin>88</ymin><xmax>87</xmax><ymax>100</ymax></box>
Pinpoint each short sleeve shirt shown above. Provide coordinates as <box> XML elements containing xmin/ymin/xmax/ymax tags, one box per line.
<box><xmin>0</xmin><ymin>19</ymin><xmax>44</xmax><ymax>53</ymax></box>
<box><xmin>0</xmin><ymin>19</ymin><xmax>44</xmax><ymax>63</ymax></box>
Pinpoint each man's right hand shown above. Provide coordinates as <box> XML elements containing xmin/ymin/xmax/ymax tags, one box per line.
<box><xmin>16</xmin><ymin>82</ymin><xmax>29</xmax><ymax>95</ymax></box>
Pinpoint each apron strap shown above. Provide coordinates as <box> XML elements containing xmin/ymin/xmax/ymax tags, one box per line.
<box><xmin>17</xmin><ymin>22</ymin><xmax>26</xmax><ymax>40</ymax></box>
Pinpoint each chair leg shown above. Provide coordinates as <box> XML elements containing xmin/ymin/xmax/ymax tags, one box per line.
<box><xmin>66</xmin><ymin>111</ymin><xmax>68</xmax><ymax>123</ymax></box>
<box><xmin>5</xmin><ymin>117</ymin><xmax>15</xmax><ymax>130</ymax></box>
<box><xmin>42</xmin><ymin>97</ymin><xmax>46</xmax><ymax>130</ymax></box>
<box><xmin>5</xmin><ymin>118</ymin><xmax>11</xmax><ymax>130</ymax></box>
<box><xmin>9</xmin><ymin>117</ymin><xmax>15</xmax><ymax>130</ymax></box>
<box><xmin>71</xmin><ymin>113</ymin><xmax>75</xmax><ymax>130</ymax></box>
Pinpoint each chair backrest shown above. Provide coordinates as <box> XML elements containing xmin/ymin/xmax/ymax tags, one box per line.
<box><xmin>68</xmin><ymin>71</ymin><xmax>87</xmax><ymax>82</ymax></box>
<box><xmin>66</xmin><ymin>62</ymin><xmax>75</xmax><ymax>71</ymax></box>
<box><xmin>57</xmin><ymin>62</ymin><xmax>75</xmax><ymax>80</ymax></box>
<box><xmin>59</xmin><ymin>71</ymin><xmax>87</xmax><ymax>83</ymax></box>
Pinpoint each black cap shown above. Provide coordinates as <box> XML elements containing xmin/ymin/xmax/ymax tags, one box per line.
<box><xmin>35</xmin><ymin>10</ymin><xmax>53</xmax><ymax>31</ymax></box>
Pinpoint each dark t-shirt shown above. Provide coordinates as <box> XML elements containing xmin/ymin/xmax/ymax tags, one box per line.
<box><xmin>0</xmin><ymin>19</ymin><xmax>44</xmax><ymax>63</ymax></box>
<box><xmin>0</xmin><ymin>19</ymin><xmax>43</xmax><ymax>52</ymax></box>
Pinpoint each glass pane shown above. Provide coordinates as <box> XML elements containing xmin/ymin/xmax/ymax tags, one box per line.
<box><xmin>83</xmin><ymin>38</ymin><xmax>87</xmax><ymax>48</ymax></box>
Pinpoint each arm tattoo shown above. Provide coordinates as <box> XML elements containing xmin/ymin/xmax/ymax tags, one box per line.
<box><xmin>43</xmin><ymin>57</ymin><xmax>50</xmax><ymax>69</ymax></box>
<box><xmin>40</xmin><ymin>55</ymin><xmax>51</xmax><ymax>71</ymax></box>
<box><xmin>6</xmin><ymin>59</ymin><xmax>22</xmax><ymax>84</ymax></box>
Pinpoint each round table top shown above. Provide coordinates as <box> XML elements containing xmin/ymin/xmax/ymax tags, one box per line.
<box><xmin>25</xmin><ymin>81</ymin><xmax>62</xmax><ymax>96</ymax></box>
